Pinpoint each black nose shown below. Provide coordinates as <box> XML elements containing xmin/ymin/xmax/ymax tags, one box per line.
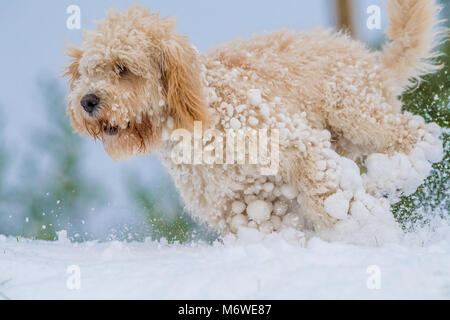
<box><xmin>81</xmin><ymin>94</ymin><xmax>100</xmax><ymax>114</ymax></box>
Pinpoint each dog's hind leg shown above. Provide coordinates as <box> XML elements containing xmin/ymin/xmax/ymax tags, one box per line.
<box><xmin>284</xmin><ymin>114</ymin><xmax>409</xmax><ymax>236</ymax></box>
<box><xmin>362</xmin><ymin>114</ymin><xmax>443</xmax><ymax>202</ymax></box>
<box><xmin>325</xmin><ymin>102</ymin><xmax>443</xmax><ymax>201</ymax></box>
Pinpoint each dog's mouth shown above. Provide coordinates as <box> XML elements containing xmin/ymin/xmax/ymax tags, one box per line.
<box><xmin>101</xmin><ymin>120</ymin><xmax>132</xmax><ymax>136</ymax></box>
<box><xmin>104</xmin><ymin>125</ymin><xmax>118</xmax><ymax>136</ymax></box>
<box><xmin>102</xmin><ymin>121</ymin><xmax>118</xmax><ymax>136</ymax></box>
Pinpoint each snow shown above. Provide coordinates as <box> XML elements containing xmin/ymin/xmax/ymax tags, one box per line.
<box><xmin>247</xmin><ymin>89</ymin><xmax>262</xmax><ymax>106</ymax></box>
<box><xmin>363</xmin><ymin>121</ymin><xmax>443</xmax><ymax>202</ymax></box>
<box><xmin>259</xmin><ymin>103</ymin><xmax>270</xmax><ymax>117</ymax></box>
<box><xmin>246</xmin><ymin>200</ymin><xmax>271</xmax><ymax>224</ymax></box>
<box><xmin>273</xmin><ymin>200</ymin><xmax>288</xmax><ymax>216</ymax></box>
<box><xmin>248</xmin><ymin>116</ymin><xmax>259</xmax><ymax>126</ymax></box>
<box><xmin>324</xmin><ymin>190</ymin><xmax>351</xmax><ymax>220</ymax></box>
<box><xmin>231</xmin><ymin>201</ymin><xmax>246</xmax><ymax>214</ymax></box>
<box><xmin>230</xmin><ymin>214</ymin><xmax>249</xmax><ymax>233</ymax></box>
<box><xmin>279</xmin><ymin>185</ymin><xmax>298</xmax><ymax>200</ymax></box>
<box><xmin>230</xmin><ymin>117</ymin><xmax>241</xmax><ymax>129</ymax></box>
<box><xmin>0</xmin><ymin>220</ymin><xmax>449</xmax><ymax>300</ymax></box>
<box><xmin>262</xmin><ymin>182</ymin><xmax>274</xmax><ymax>193</ymax></box>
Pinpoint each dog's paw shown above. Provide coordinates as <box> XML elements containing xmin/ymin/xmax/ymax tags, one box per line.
<box><xmin>321</xmin><ymin>154</ymin><xmax>402</xmax><ymax>245</ymax></box>
<box><xmin>323</xmin><ymin>156</ymin><xmax>364</xmax><ymax>221</ymax></box>
<box><xmin>363</xmin><ymin>122</ymin><xmax>443</xmax><ymax>203</ymax></box>
<box><xmin>321</xmin><ymin>190</ymin><xmax>401</xmax><ymax>245</ymax></box>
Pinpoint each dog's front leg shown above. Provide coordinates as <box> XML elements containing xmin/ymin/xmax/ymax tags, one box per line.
<box><xmin>282</xmin><ymin>123</ymin><xmax>345</xmax><ymax>231</ymax></box>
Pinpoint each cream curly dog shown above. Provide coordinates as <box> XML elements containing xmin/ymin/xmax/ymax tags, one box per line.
<box><xmin>65</xmin><ymin>0</ymin><xmax>444</xmax><ymax>240</ymax></box>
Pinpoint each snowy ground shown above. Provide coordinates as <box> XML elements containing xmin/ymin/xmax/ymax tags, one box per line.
<box><xmin>1</xmin><ymin>220</ymin><xmax>449</xmax><ymax>300</ymax></box>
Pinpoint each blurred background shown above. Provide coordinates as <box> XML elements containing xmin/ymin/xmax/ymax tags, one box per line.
<box><xmin>0</xmin><ymin>0</ymin><xmax>448</xmax><ymax>242</ymax></box>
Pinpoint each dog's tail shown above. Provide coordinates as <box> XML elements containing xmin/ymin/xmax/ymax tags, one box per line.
<box><xmin>382</xmin><ymin>0</ymin><xmax>445</xmax><ymax>92</ymax></box>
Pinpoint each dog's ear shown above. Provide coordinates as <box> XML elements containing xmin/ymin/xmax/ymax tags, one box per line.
<box><xmin>162</xmin><ymin>33</ymin><xmax>209</xmax><ymax>129</ymax></box>
<box><xmin>63</xmin><ymin>45</ymin><xmax>83</xmax><ymax>90</ymax></box>
<box><xmin>63</xmin><ymin>44</ymin><xmax>85</xmax><ymax>134</ymax></box>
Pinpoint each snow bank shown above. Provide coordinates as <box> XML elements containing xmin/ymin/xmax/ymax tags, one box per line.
<box><xmin>0</xmin><ymin>220</ymin><xmax>449</xmax><ymax>300</ymax></box>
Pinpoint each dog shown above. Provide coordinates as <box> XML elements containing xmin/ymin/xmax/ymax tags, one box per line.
<box><xmin>65</xmin><ymin>0</ymin><xmax>444</xmax><ymax>239</ymax></box>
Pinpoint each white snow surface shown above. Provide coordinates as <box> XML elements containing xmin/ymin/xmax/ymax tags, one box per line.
<box><xmin>1</xmin><ymin>221</ymin><xmax>449</xmax><ymax>300</ymax></box>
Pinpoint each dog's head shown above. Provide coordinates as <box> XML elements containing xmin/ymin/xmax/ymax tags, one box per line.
<box><xmin>65</xmin><ymin>5</ymin><xmax>209</xmax><ymax>160</ymax></box>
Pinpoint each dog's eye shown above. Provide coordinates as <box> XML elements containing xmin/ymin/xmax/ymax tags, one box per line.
<box><xmin>117</xmin><ymin>65</ymin><xmax>129</xmax><ymax>77</ymax></box>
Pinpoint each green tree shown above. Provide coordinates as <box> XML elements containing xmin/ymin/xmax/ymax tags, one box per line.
<box><xmin>392</xmin><ymin>40</ymin><xmax>450</xmax><ymax>228</ymax></box>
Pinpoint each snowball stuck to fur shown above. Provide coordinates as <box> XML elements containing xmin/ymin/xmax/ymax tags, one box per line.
<box><xmin>226</xmin><ymin>104</ymin><xmax>234</xmax><ymax>117</ymax></box>
<box><xmin>236</xmin><ymin>104</ymin><xmax>247</xmax><ymax>113</ymax></box>
<box><xmin>363</xmin><ymin>132</ymin><xmax>443</xmax><ymax>200</ymax></box>
<box><xmin>263</xmin><ymin>182</ymin><xmax>275</xmax><ymax>193</ymax></box>
<box><xmin>280</xmin><ymin>185</ymin><xmax>298</xmax><ymax>200</ymax></box>
<box><xmin>247</xmin><ymin>221</ymin><xmax>258</xmax><ymax>229</ymax></box>
<box><xmin>273</xmin><ymin>200</ymin><xmax>288</xmax><ymax>216</ymax></box>
<box><xmin>230</xmin><ymin>214</ymin><xmax>248</xmax><ymax>233</ymax></box>
<box><xmin>317</xmin><ymin>160</ymin><xmax>327</xmax><ymax>171</ymax></box>
<box><xmin>231</xmin><ymin>201</ymin><xmax>246</xmax><ymax>214</ymax></box>
<box><xmin>282</xmin><ymin>212</ymin><xmax>301</xmax><ymax>228</ymax></box>
<box><xmin>349</xmin><ymin>200</ymin><xmax>370</xmax><ymax>219</ymax></box>
<box><xmin>248</xmin><ymin>116</ymin><xmax>259</xmax><ymax>126</ymax></box>
<box><xmin>270</xmin><ymin>215</ymin><xmax>282</xmax><ymax>230</ymax></box>
<box><xmin>324</xmin><ymin>191</ymin><xmax>350</xmax><ymax>220</ymax></box>
<box><xmin>247</xmin><ymin>200</ymin><xmax>272</xmax><ymax>223</ymax></box>
<box><xmin>259</xmin><ymin>103</ymin><xmax>270</xmax><ymax>117</ymax></box>
<box><xmin>166</xmin><ymin>116</ymin><xmax>174</xmax><ymax>129</ymax></box>
<box><xmin>338</xmin><ymin>157</ymin><xmax>363</xmax><ymax>192</ymax></box>
<box><xmin>230</xmin><ymin>118</ymin><xmax>241</xmax><ymax>129</ymax></box>
<box><xmin>260</xmin><ymin>221</ymin><xmax>274</xmax><ymax>234</ymax></box>
<box><xmin>416</xmin><ymin>140</ymin><xmax>443</xmax><ymax>163</ymax></box>
<box><xmin>247</xmin><ymin>89</ymin><xmax>262</xmax><ymax>106</ymax></box>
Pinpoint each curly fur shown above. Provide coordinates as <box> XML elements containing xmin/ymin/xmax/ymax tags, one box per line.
<box><xmin>65</xmin><ymin>1</ymin><xmax>445</xmax><ymax>237</ymax></box>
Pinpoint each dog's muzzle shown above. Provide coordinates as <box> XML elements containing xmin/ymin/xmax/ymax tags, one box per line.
<box><xmin>81</xmin><ymin>94</ymin><xmax>100</xmax><ymax>114</ymax></box>
<box><xmin>103</xmin><ymin>122</ymin><xmax>119</xmax><ymax>136</ymax></box>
